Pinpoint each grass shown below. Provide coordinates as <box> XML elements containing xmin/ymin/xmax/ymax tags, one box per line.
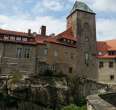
<box><xmin>61</xmin><ymin>104</ymin><xmax>87</xmax><ymax>110</ymax></box>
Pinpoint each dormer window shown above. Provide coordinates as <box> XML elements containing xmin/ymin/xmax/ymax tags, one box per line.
<box><xmin>10</xmin><ymin>36</ymin><xmax>15</xmax><ymax>40</ymax></box>
<box><xmin>98</xmin><ymin>51</ymin><xmax>102</xmax><ymax>55</ymax></box>
<box><xmin>71</xmin><ymin>40</ymin><xmax>74</xmax><ymax>44</ymax></box>
<box><xmin>16</xmin><ymin>37</ymin><xmax>21</xmax><ymax>41</ymax></box>
<box><xmin>22</xmin><ymin>37</ymin><xmax>28</xmax><ymax>42</ymax></box>
<box><xmin>4</xmin><ymin>36</ymin><xmax>9</xmax><ymax>40</ymax></box>
<box><xmin>108</xmin><ymin>51</ymin><xmax>116</xmax><ymax>55</ymax></box>
<box><xmin>64</xmin><ymin>39</ymin><xmax>66</xmax><ymax>42</ymax></box>
<box><xmin>67</xmin><ymin>40</ymin><xmax>70</xmax><ymax>43</ymax></box>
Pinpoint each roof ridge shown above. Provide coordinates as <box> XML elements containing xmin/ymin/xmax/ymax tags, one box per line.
<box><xmin>0</xmin><ymin>28</ymin><xmax>28</xmax><ymax>34</ymax></box>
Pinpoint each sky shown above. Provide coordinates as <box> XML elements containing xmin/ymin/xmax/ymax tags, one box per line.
<box><xmin>0</xmin><ymin>0</ymin><xmax>116</xmax><ymax>41</ymax></box>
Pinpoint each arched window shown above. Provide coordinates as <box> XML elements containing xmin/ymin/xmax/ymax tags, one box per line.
<box><xmin>83</xmin><ymin>23</ymin><xmax>90</xmax><ymax>42</ymax></box>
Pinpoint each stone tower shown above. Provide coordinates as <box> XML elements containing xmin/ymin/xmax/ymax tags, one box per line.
<box><xmin>67</xmin><ymin>1</ymin><xmax>98</xmax><ymax>81</ymax></box>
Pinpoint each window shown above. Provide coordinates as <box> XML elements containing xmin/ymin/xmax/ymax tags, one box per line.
<box><xmin>69</xmin><ymin>67</ymin><xmax>73</xmax><ymax>73</ymax></box>
<box><xmin>24</xmin><ymin>48</ymin><xmax>30</xmax><ymax>58</ymax></box>
<box><xmin>4</xmin><ymin>36</ymin><xmax>9</xmax><ymax>40</ymax></box>
<box><xmin>71</xmin><ymin>53</ymin><xmax>74</xmax><ymax>59</ymax></box>
<box><xmin>85</xmin><ymin>36</ymin><xmax>89</xmax><ymax>41</ymax></box>
<box><xmin>63</xmin><ymin>39</ymin><xmax>66</xmax><ymax>42</ymax></box>
<box><xmin>109</xmin><ymin>61</ymin><xmax>113</xmax><ymax>68</ymax></box>
<box><xmin>16</xmin><ymin>48</ymin><xmax>22</xmax><ymax>58</ymax></box>
<box><xmin>85</xmin><ymin>53</ymin><xmax>89</xmax><ymax>66</ymax></box>
<box><xmin>44</xmin><ymin>48</ymin><xmax>48</xmax><ymax>55</ymax></box>
<box><xmin>22</xmin><ymin>38</ymin><xmax>27</xmax><ymax>42</ymax></box>
<box><xmin>98</xmin><ymin>51</ymin><xmax>102</xmax><ymax>55</ymax></box>
<box><xmin>16</xmin><ymin>37</ymin><xmax>21</xmax><ymax>41</ymax></box>
<box><xmin>99</xmin><ymin>61</ymin><xmax>103</xmax><ymax>68</ymax></box>
<box><xmin>108</xmin><ymin>51</ymin><xmax>116</xmax><ymax>55</ymax></box>
<box><xmin>110</xmin><ymin>75</ymin><xmax>114</xmax><ymax>81</ymax></box>
<box><xmin>10</xmin><ymin>36</ymin><xmax>15</xmax><ymax>40</ymax></box>
<box><xmin>71</xmin><ymin>40</ymin><xmax>74</xmax><ymax>44</ymax></box>
<box><xmin>54</xmin><ymin>51</ymin><xmax>58</xmax><ymax>57</ymax></box>
<box><xmin>67</xmin><ymin>40</ymin><xmax>70</xmax><ymax>43</ymax></box>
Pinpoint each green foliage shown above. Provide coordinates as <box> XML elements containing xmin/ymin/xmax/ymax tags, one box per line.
<box><xmin>77</xmin><ymin>97</ymin><xmax>86</xmax><ymax>106</ymax></box>
<box><xmin>61</xmin><ymin>104</ymin><xmax>86</xmax><ymax>110</ymax></box>
<box><xmin>44</xmin><ymin>69</ymin><xmax>54</xmax><ymax>76</ymax></box>
<box><xmin>9</xmin><ymin>70</ymin><xmax>23</xmax><ymax>84</ymax></box>
<box><xmin>0</xmin><ymin>93</ymin><xmax>18</xmax><ymax>108</ymax></box>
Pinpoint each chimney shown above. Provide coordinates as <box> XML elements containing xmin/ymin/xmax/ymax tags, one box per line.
<box><xmin>41</xmin><ymin>25</ymin><xmax>46</xmax><ymax>36</ymax></box>
<box><xmin>28</xmin><ymin>29</ymin><xmax>31</xmax><ymax>35</ymax></box>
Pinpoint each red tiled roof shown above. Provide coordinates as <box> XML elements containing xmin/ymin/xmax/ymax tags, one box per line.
<box><xmin>0</xmin><ymin>28</ymin><xmax>28</xmax><ymax>36</ymax></box>
<box><xmin>97</xmin><ymin>41</ymin><xmax>110</xmax><ymax>51</ymax></box>
<box><xmin>44</xmin><ymin>37</ymin><xmax>77</xmax><ymax>48</ymax></box>
<box><xmin>106</xmin><ymin>39</ymin><xmax>116</xmax><ymax>51</ymax></box>
<box><xmin>57</xmin><ymin>28</ymin><xmax>77</xmax><ymax>41</ymax></box>
<box><xmin>35</xmin><ymin>36</ymin><xmax>47</xmax><ymax>45</ymax></box>
<box><xmin>97</xmin><ymin>39</ymin><xmax>116</xmax><ymax>51</ymax></box>
<box><xmin>97</xmin><ymin>54</ymin><xmax>116</xmax><ymax>59</ymax></box>
<box><xmin>0</xmin><ymin>28</ymin><xmax>46</xmax><ymax>45</ymax></box>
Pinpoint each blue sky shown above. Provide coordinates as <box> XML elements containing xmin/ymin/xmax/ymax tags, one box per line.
<box><xmin>0</xmin><ymin>0</ymin><xmax>116</xmax><ymax>41</ymax></box>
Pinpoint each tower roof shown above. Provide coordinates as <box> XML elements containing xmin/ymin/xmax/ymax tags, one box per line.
<box><xmin>70</xmin><ymin>1</ymin><xmax>94</xmax><ymax>14</ymax></box>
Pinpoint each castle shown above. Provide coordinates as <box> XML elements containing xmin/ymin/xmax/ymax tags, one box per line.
<box><xmin>0</xmin><ymin>1</ymin><xmax>115</xmax><ymax>84</ymax></box>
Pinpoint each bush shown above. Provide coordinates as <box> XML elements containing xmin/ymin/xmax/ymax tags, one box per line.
<box><xmin>77</xmin><ymin>97</ymin><xmax>86</xmax><ymax>107</ymax></box>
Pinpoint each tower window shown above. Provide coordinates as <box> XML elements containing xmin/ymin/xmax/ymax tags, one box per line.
<box><xmin>71</xmin><ymin>53</ymin><xmax>74</xmax><ymax>59</ymax></box>
<box><xmin>85</xmin><ymin>36</ymin><xmax>89</xmax><ymax>41</ymax></box>
<box><xmin>69</xmin><ymin>67</ymin><xmax>73</xmax><ymax>73</ymax></box>
<box><xmin>110</xmin><ymin>75</ymin><xmax>114</xmax><ymax>81</ymax></box>
<box><xmin>99</xmin><ymin>61</ymin><xmax>104</xmax><ymax>68</ymax></box>
<box><xmin>85</xmin><ymin>53</ymin><xmax>89</xmax><ymax>66</ymax></box>
<box><xmin>109</xmin><ymin>62</ymin><xmax>113</xmax><ymax>68</ymax></box>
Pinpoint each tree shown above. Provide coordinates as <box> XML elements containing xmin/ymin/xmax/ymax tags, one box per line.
<box><xmin>7</xmin><ymin>70</ymin><xmax>23</xmax><ymax>92</ymax></box>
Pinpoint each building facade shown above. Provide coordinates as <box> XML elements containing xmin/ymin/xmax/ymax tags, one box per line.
<box><xmin>97</xmin><ymin>40</ymin><xmax>116</xmax><ymax>83</ymax></box>
<box><xmin>0</xmin><ymin>1</ymin><xmax>115</xmax><ymax>84</ymax></box>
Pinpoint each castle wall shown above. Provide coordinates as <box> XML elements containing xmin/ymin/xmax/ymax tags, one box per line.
<box><xmin>0</xmin><ymin>42</ymin><xmax>36</xmax><ymax>76</ymax></box>
<box><xmin>37</xmin><ymin>42</ymin><xmax>78</xmax><ymax>76</ymax></box>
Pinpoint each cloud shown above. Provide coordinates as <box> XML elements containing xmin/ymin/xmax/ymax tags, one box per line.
<box><xmin>32</xmin><ymin>0</ymin><xmax>66</xmax><ymax>14</ymax></box>
<box><xmin>42</xmin><ymin>0</ymin><xmax>63</xmax><ymax>11</ymax></box>
<box><xmin>0</xmin><ymin>15</ymin><xmax>66</xmax><ymax>35</ymax></box>
<box><xmin>96</xmin><ymin>18</ymin><xmax>116</xmax><ymax>41</ymax></box>
<box><xmin>92</xmin><ymin>0</ymin><xmax>116</xmax><ymax>12</ymax></box>
<box><xmin>0</xmin><ymin>0</ymin><xmax>115</xmax><ymax>41</ymax></box>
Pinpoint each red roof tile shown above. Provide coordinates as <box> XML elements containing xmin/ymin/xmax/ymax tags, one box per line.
<box><xmin>97</xmin><ymin>54</ymin><xmax>116</xmax><ymax>59</ymax></box>
<box><xmin>45</xmin><ymin>37</ymin><xmax>77</xmax><ymax>48</ymax></box>
<box><xmin>97</xmin><ymin>41</ymin><xmax>110</xmax><ymax>51</ymax></box>
<box><xmin>57</xmin><ymin>28</ymin><xmax>77</xmax><ymax>41</ymax></box>
<box><xmin>97</xmin><ymin>39</ymin><xmax>116</xmax><ymax>51</ymax></box>
<box><xmin>0</xmin><ymin>28</ymin><xmax>46</xmax><ymax>45</ymax></box>
<box><xmin>106</xmin><ymin>39</ymin><xmax>116</xmax><ymax>51</ymax></box>
<box><xmin>0</xmin><ymin>28</ymin><xmax>28</xmax><ymax>36</ymax></box>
